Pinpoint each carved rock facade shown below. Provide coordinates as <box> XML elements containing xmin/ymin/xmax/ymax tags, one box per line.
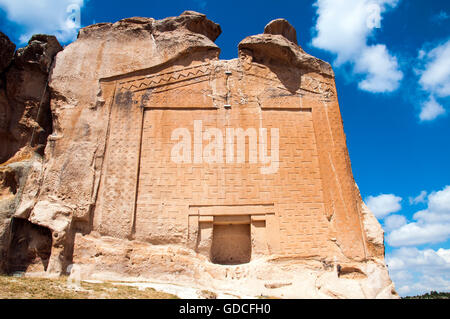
<box><xmin>0</xmin><ymin>11</ymin><xmax>397</xmax><ymax>298</ymax></box>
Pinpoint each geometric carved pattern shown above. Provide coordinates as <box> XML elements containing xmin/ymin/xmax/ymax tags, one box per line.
<box><xmin>118</xmin><ymin>63</ymin><xmax>212</xmax><ymax>93</ymax></box>
<box><xmin>133</xmin><ymin>108</ymin><xmax>331</xmax><ymax>255</ymax></box>
<box><xmin>301</xmin><ymin>76</ymin><xmax>335</xmax><ymax>99</ymax></box>
<box><xmin>94</xmin><ymin>98</ymin><xmax>142</xmax><ymax>239</ymax></box>
<box><xmin>244</xmin><ymin>62</ymin><xmax>335</xmax><ymax>99</ymax></box>
<box><xmin>93</xmin><ymin>60</ymin><xmax>365</xmax><ymax>260</ymax></box>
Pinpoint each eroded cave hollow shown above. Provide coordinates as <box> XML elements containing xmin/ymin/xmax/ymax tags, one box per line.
<box><xmin>7</xmin><ymin>218</ymin><xmax>52</xmax><ymax>273</ymax></box>
<box><xmin>210</xmin><ymin>224</ymin><xmax>252</xmax><ymax>265</ymax></box>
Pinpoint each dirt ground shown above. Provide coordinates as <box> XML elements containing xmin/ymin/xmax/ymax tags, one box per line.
<box><xmin>0</xmin><ymin>275</ymin><xmax>179</xmax><ymax>299</ymax></box>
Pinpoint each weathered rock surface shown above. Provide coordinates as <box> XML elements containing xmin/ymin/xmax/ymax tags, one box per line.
<box><xmin>0</xmin><ymin>32</ymin><xmax>15</xmax><ymax>154</ymax></box>
<box><xmin>0</xmin><ymin>34</ymin><xmax>62</xmax><ymax>164</ymax></box>
<box><xmin>71</xmin><ymin>234</ymin><xmax>397</xmax><ymax>299</ymax></box>
<box><xmin>0</xmin><ymin>33</ymin><xmax>61</xmax><ymax>273</ymax></box>
<box><xmin>239</xmin><ymin>33</ymin><xmax>333</xmax><ymax>77</ymax></box>
<box><xmin>264</xmin><ymin>18</ymin><xmax>298</xmax><ymax>45</ymax></box>
<box><xmin>0</xmin><ymin>12</ymin><xmax>397</xmax><ymax>298</ymax></box>
<box><xmin>0</xmin><ymin>32</ymin><xmax>15</xmax><ymax>73</ymax></box>
<box><xmin>0</xmin><ymin>158</ymin><xmax>44</xmax><ymax>272</ymax></box>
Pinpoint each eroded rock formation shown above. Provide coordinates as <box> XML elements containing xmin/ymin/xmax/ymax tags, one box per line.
<box><xmin>0</xmin><ymin>11</ymin><xmax>398</xmax><ymax>298</ymax></box>
<box><xmin>0</xmin><ymin>33</ymin><xmax>62</xmax><ymax>273</ymax></box>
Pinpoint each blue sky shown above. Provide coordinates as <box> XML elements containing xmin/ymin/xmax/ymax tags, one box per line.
<box><xmin>1</xmin><ymin>0</ymin><xmax>449</xmax><ymax>296</ymax></box>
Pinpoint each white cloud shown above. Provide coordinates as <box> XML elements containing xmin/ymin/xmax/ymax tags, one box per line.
<box><xmin>419</xmin><ymin>97</ymin><xmax>446</xmax><ymax>121</ymax></box>
<box><xmin>388</xmin><ymin>223</ymin><xmax>450</xmax><ymax>246</ymax></box>
<box><xmin>0</xmin><ymin>0</ymin><xmax>85</xmax><ymax>44</ymax></box>
<box><xmin>383</xmin><ymin>214</ymin><xmax>407</xmax><ymax>232</ymax></box>
<box><xmin>355</xmin><ymin>44</ymin><xmax>403</xmax><ymax>93</ymax></box>
<box><xmin>416</xmin><ymin>39</ymin><xmax>450</xmax><ymax>121</ymax></box>
<box><xmin>433</xmin><ymin>11</ymin><xmax>449</xmax><ymax>23</ymax></box>
<box><xmin>386</xmin><ymin>247</ymin><xmax>450</xmax><ymax>296</ymax></box>
<box><xmin>409</xmin><ymin>190</ymin><xmax>427</xmax><ymax>205</ymax></box>
<box><xmin>417</xmin><ymin>49</ymin><xmax>426</xmax><ymax>60</ymax></box>
<box><xmin>387</xmin><ymin>186</ymin><xmax>450</xmax><ymax>246</ymax></box>
<box><xmin>312</xmin><ymin>0</ymin><xmax>403</xmax><ymax>93</ymax></box>
<box><xmin>427</xmin><ymin>186</ymin><xmax>450</xmax><ymax>212</ymax></box>
<box><xmin>419</xmin><ymin>39</ymin><xmax>450</xmax><ymax>98</ymax></box>
<box><xmin>387</xmin><ymin>247</ymin><xmax>450</xmax><ymax>271</ymax></box>
<box><xmin>366</xmin><ymin>193</ymin><xmax>402</xmax><ymax>219</ymax></box>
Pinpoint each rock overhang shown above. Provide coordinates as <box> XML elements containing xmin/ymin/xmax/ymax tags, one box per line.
<box><xmin>74</xmin><ymin>11</ymin><xmax>333</xmax><ymax>78</ymax></box>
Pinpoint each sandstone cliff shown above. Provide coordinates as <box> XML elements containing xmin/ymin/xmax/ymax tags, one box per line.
<box><xmin>0</xmin><ymin>11</ymin><xmax>397</xmax><ymax>299</ymax></box>
<box><xmin>0</xmin><ymin>32</ymin><xmax>62</xmax><ymax>273</ymax></box>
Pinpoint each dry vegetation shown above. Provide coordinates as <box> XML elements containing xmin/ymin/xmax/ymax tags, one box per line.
<box><xmin>0</xmin><ymin>275</ymin><xmax>179</xmax><ymax>299</ymax></box>
<box><xmin>403</xmin><ymin>291</ymin><xmax>450</xmax><ymax>299</ymax></box>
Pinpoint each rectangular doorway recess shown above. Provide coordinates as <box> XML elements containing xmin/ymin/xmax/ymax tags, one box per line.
<box><xmin>211</xmin><ymin>223</ymin><xmax>251</xmax><ymax>265</ymax></box>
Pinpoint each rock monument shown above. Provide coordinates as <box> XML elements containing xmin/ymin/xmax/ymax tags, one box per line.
<box><xmin>0</xmin><ymin>11</ymin><xmax>398</xmax><ymax>298</ymax></box>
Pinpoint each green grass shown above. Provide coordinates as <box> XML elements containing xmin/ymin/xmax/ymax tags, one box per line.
<box><xmin>0</xmin><ymin>275</ymin><xmax>179</xmax><ymax>299</ymax></box>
